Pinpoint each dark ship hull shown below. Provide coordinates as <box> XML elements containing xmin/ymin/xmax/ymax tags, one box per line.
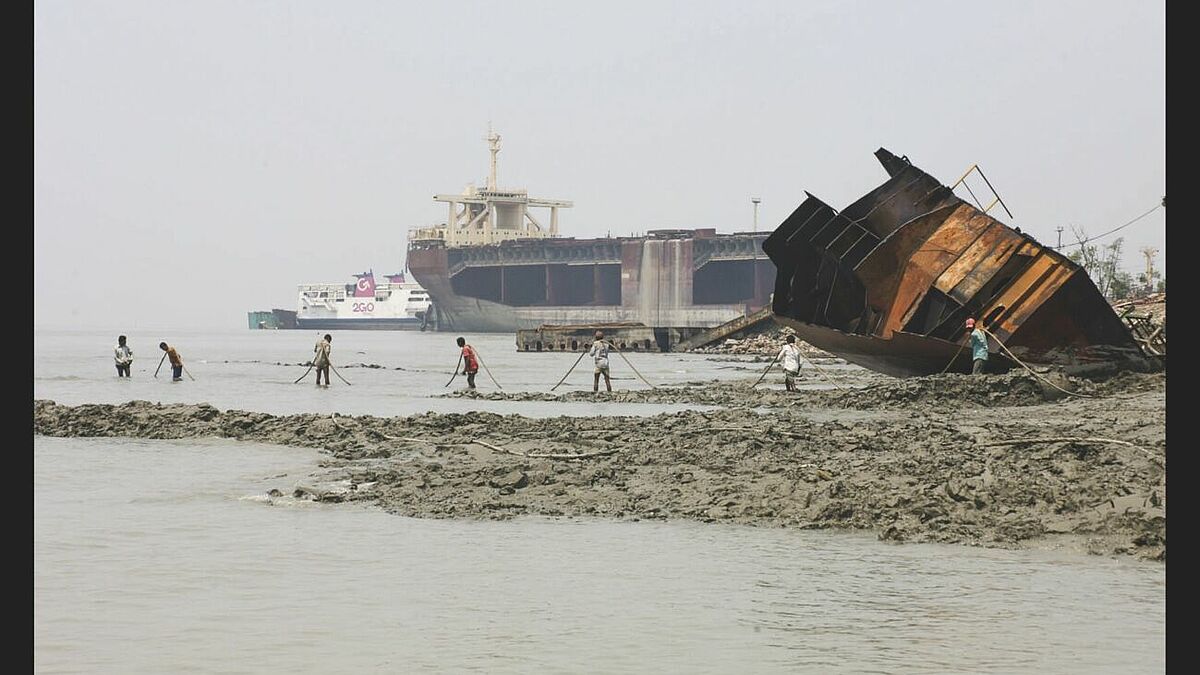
<box><xmin>408</xmin><ymin>229</ymin><xmax>776</xmax><ymax>336</ymax></box>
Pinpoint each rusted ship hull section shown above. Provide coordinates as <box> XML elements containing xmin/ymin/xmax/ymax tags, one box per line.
<box><xmin>763</xmin><ymin>149</ymin><xmax>1148</xmax><ymax>377</ymax></box>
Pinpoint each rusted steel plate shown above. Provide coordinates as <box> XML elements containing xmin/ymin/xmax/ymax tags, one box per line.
<box><xmin>765</xmin><ymin>148</ymin><xmax>1151</xmax><ymax>374</ymax></box>
<box><xmin>976</xmin><ymin>253</ymin><xmax>1060</xmax><ymax>338</ymax></box>
<box><xmin>839</xmin><ymin>169</ymin><xmax>953</xmax><ymax>240</ymax></box>
<box><xmin>988</xmin><ymin>262</ymin><xmax>1074</xmax><ymax>340</ymax></box>
<box><xmin>934</xmin><ymin>223</ymin><xmax>1010</xmax><ymax>297</ymax></box>
<box><xmin>855</xmin><ymin>204</ymin><xmax>957</xmax><ymax>318</ymax></box>
<box><xmin>1004</xmin><ymin>272</ymin><xmax>1145</xmax><ymax>360</ymax></box>
<box><xmin>886</xmin><ymin>207</ymin><xmax>991</xmax><ymax>335</ymax></box>
<box><xmin>945</xmin><ymin>236</ymin><xmax>1024</xmax><ymax>304</ymax></box>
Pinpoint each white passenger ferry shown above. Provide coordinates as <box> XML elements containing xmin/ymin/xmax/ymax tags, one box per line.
<box><xmin>296</xmin><ymin>270</ymin><xmax>432</xmax><ymax>329</ymax></box>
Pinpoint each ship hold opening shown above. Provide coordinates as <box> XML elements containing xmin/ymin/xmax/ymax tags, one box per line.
<box><xmin>692</xmin><ymin>259</ymin><xmax>775</xmax><ymax>306</ymax></box>
<box><xmin>450</xmin><ymin>262</ymin><xmax>622</xmax><ymax>307</ymax></box>
<box><xmin>451</xmin><ymin>267</ymin><xmax>502</xmax><ymax>303</ymax></box>
<box><xmin>546</xmin><ymin>264</ymin><xmax>621</xmax><ymax>306</ymax></box>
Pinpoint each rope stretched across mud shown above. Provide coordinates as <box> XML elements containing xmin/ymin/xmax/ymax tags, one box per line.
<box><xmin>34</xmin><ymin>371</ymin><xmax>1165</xmax><ymax>561</ymax></box>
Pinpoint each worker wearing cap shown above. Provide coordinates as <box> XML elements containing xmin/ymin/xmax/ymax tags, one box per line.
<box><xmin>590</xmin><ymin>330</ymin><xmax>612</xmax><ymax>392</ymax></box>
<box><xmin>966</xmin><ymin>318</ymin><xmax>989</xmax><ymax>374</ymax></box>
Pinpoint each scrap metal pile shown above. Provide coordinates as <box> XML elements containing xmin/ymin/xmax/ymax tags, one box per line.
<box><xmin>763</xmin><ymin>149</ymin><xmax>1153</xmax><ymax>377</ymax></box>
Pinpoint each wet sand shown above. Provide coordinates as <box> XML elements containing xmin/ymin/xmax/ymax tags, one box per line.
<box><xmin>33</xmin><ymin>370</ymin><xmax>1165</xmax><ymax>561</ymax></box>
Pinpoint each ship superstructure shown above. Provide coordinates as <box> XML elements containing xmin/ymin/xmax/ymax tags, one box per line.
<box><xmin>406</xmin><ymin>129</ymin><xmax>774</xmax><ymax>344</ymax></box>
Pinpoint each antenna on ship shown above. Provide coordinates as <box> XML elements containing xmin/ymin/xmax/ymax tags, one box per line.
<box><xmin>486</xmin><ymin>122</ymin><xmax>501</xmax><ymax>191</ymax></box>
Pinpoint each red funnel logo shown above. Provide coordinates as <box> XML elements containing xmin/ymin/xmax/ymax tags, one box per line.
<box><xmin>353</xmin><ymin>272</ymin><xmax>376</xmax><ymax>298</ymax></box>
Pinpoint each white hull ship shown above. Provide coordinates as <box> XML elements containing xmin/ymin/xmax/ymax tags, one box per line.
<box><xmin>296</xmin><ymin>271</ymin><xmax>432</xmax><ymax>330</ymax></box>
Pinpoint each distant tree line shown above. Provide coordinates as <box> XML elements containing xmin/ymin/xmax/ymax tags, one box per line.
<box><xmin>1065</xmin><ymin>227</ymin><xmax>1164</xmax><ymax>301</ymax></box>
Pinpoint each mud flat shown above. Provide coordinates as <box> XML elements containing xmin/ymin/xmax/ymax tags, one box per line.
<box><xmin>33</xmin><ymin>371</ymin><xmax>1165</xmax><ymax>560</ymax></box>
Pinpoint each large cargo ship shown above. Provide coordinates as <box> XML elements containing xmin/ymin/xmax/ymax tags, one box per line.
<box><xmin>295</xmin><ymin>270</ymin><xmax>432</xmax><ymax>330</ymax></box>
<box><xmin>406</xmin><ymin>129</ymin><xmax>775</xmax><ymax>343</ymax></box>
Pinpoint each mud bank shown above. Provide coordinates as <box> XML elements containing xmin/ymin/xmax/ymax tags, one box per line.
<box><xmin>443</xmin><ymin>371</ymin><xmax>1157</xmax><ymax>410</ymax></box>
<box><xmin>34</xmin><ymin>371</ymin><xmax>1164</xmax><ymax>560</ymax></box>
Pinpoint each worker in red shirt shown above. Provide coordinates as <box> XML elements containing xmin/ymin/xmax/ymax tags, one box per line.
<box><xmin>456</xmin><ymin>336</ymin><xmax>479</xmax><ymax>389</ymax></box>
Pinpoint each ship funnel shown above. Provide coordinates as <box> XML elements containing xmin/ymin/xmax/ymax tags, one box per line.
<box><xmin>353</xmin><ymin>271</ymin><xmax>376</xmax><ymax>298</ymax></box>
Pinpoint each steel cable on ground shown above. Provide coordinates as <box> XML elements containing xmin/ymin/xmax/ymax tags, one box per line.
<box><xmin>609</xmin><ymin>343</ymin><xmax>657</xmax><ymax>389</ymax></box>
<box><xmin>939</xmin><ymin>340</ymin><xmax>967</xmax><ymax>375</ymax></box>
<box><xmin>293</xmin><ymin>357</ymin><xmax>316</xmax><ymax>384</ymax></box>
<box><xmin>473</xmin><ymin>349</ymin><xmax>503</xmax><ymax>390</ymax></box>
<box><xmin>550</xmin><ymin>350</ymin><xmax>588</xmax><ymax>392</ymax></box>
<box><xmin>330</xmin><ymin>364</ymin><xmax>352</xmax><ymax>385</ymax></box>
<box><xmin>444</xmin><ymin>354</ymin><xmax>463</xmax><ymax>388</ymax></box>
<box><xmin>797</xmin><ymin>351</ymin><xmax>846</xmax><ymax>390</ymax></box>
<box><xmin>979</xmin><ymin>326</ymin><xmax>1093</xmax><ymax>399</ymax></box>
<box><xmin>750</xmin><ymin>353</ymin><xmax>781</xmax><ymax>388</ymax></box>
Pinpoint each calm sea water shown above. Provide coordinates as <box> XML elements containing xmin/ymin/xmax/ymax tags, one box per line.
<box><xmin>34</xmin><ymin>327</ymin><xmax>845</xmax><ymax>417</ymax></box>
<box><xmin>33</xmin><ymin>329</ymin><xmax>1165</xmax><ymax>673</ymax></box>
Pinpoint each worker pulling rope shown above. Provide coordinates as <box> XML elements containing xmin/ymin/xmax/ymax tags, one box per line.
<box><xmin>753</xmin><ymin>338</ymin><xmax>845</xmax><ymax>390</ymax></box>
<box><xmin>979</xmin><ymin>325</ymin><xmax>1093</xmax><ymax>399</ymax></box>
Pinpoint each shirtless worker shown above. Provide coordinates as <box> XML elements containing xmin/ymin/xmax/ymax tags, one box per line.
<box><xmin>159</xmin><ymin>342</ymin><xmax>184</xmax><ymax>382</ymax></box>
<box><xmin>313</xmin><ymin>334</ymin><xmax>333</xmax><ymax>386</ymax></box>
<box><xmin>456</xmin><ymin>336</ymin><xmax>479</xmax><ymax>389</ymax></box>
<box><xmin>590</xmin><ymin>330</ymin><xmax>612</xmax><ymax>392</ymax></box>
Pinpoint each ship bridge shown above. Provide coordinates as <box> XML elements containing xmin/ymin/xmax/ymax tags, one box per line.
<box><xmin>409</xmin><ymin>127</ymin><xmax>573</xmax><ymax>247</ymax></box>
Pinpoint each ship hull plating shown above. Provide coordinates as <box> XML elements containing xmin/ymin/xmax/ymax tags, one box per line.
<box><xmin>763</xmin><ymin>148</ymin><xmax>1149</xmax><ymax>377</ymax></box>
<box><xmin>408</xmin><ymin>230</ymin><xmax>776</xmax><ymax>333</ymax></box>
<box><xmin>295</xmin><ymin>317</ymin><xmax>424</xmax><ymax>330</ymax></box>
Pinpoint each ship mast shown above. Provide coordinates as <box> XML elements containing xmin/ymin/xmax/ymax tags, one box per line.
<box><xmin>487</xmin><ymin>123</ymin><xmax>501</xmax><ymax>191</ymax></box>
<box><xmin>416</xmin><ymin>127</ymin><xmax>573</xmax><ymax>247</ymax></box>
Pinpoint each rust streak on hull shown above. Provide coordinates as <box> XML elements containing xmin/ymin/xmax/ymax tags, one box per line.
<box><xmin>764</xmin><ymin>148</ymin><xmax>1151</xmax><ymax>376</ymax></box>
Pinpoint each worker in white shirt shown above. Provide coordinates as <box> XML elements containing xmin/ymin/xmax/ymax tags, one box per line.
<box><xmin>776</xmin><ymin>334</ymin><xmax>802</xmax><ymax>392</ymax></box>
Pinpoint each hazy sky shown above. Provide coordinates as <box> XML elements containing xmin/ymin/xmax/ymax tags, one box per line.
<box><xmin>35</xmin><ymin>0</ymin><xmax>1165</xmax><ymax>331</ymax></box>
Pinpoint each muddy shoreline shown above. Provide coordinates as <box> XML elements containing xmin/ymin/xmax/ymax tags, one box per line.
<box><xmin>33</xmin><ymin>372</ymin><xmax>1165</xmax><ymax>561</ymax></box>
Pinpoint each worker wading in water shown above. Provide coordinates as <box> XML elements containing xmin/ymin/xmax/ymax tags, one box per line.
<box><xmin>457</xmin><ymin>336</ymin><xmax>479</xmax><ymax>389</ymax></box>
<box><xmin>590</xmin><ymin>331</ymin><xmax>612</xmax><ymax>392</ymax></box>
<box><xmin>313</xmin><ymin>334</ymin><xmax>333</xmax><ymax>386</ymax></box>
